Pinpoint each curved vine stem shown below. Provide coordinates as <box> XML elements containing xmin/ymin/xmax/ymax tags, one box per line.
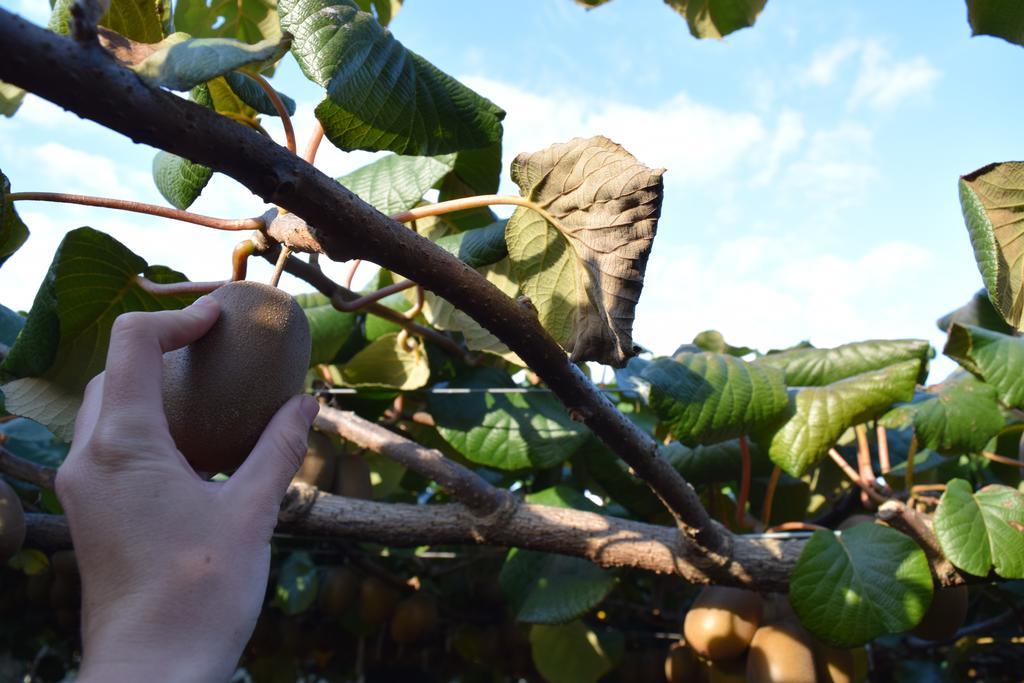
<box><xmin>876</xmin><ymin>423</ymin><xmax>891</xmax><ymax>475</ymax></box>
<box><xmin>303</xmin><ymin>120</ymin><xmax>325</xmax><ymax>165</ymax></box>
<box><xmin>246</xmin><ymin>71</ymin><xmax>295</xmax><ymax>154</ymax></box>
<box><xmin>760</xmin><ymin>465</ymin><xmax>781</xmax><ymax>528</ymax></box>
<box><xmin>390</xmin><ymin>194</ymin><xmax>560</xmax><ymax>228</ymax></box>
<box><xmin>8</xmin><ymin>192</ymin><xmax>263</xmax><ymax>231</ymax></box>
<box><xmin>828</xmin><ymin>447</ymin><xmax>887</xmax><ymax>506</ymax></box>
<box><xmin>344</xmin><ymin>259</ymin><xmax>362</xmax><ymax>289</ymax></box>
<box><xmin>134</xmin><ymin>275</ymin><xmax>225</xmax><ymax>296</ymax></box>
<box><xmin>232</xmin><ymin>239</ymin><xmax>256</xmax><ymax>281</ymax></box>
<box><xmin>980</xmin><ymin>450</ymin><xmax>1024</xmax><ymax>468</ymax></box>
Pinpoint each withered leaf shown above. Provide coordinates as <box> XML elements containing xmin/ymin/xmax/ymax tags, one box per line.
<box><xmin>505</xmin><ymin>136</ymin><xmax>664</xmax><ymax>367</ymax></box>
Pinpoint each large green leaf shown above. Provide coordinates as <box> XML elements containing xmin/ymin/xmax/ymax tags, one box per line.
<box><xmin>934</xmin><ymin>478</ymin><xmax>1024</xmax><ymax>578</ymax></box>
<box><xmin>529</xmin><ymin>622</ymin><xmax>614</xmax><ymax>683</ymax></box>
<box><xmin>295</xmin><ymin>292</ymin><xmax>359</xmax><ymax>366</ymax></box>
<box><xmin>275</xmin><ymin>551</ymin><xmax>319</xmax><ymax>616</ymax></box>
<box><xmin>754</xmin><ymin>360</ymin><xmax>920</xmax><ymax>477</ymax></box>
<box><xmin>279</xmin><ymin>0</ymin><xmax>504</xmax><ymax>155</ymax></box>
<box><xmin>223</xmin><ymin>71</ymin><xmax>296</xmax><ymax>116</ymax></box>
<box><xmin>499</xmin><ymin>486</ymin><xmax>615</xmax><ymax>624</ymax></box>
<box><xmin>691</xmin><ymin>329</ymin><xmax>754</xmax><ymax>357</ymax></box>
<box><xmin>944</xmin><ymin>323</ymin><xmax>1024</xmax><ymax>409</ymax></box>
<box><xmin>429</xmin><ymin>368</ymin><xmax>588</xmax><ymax>471</ymax></box>
<box><xmin>0</xmin><ymin>229</ymin><xmax>196</xmax><ymax>439</ymax></box>
<box><xmin>0</xmin><ymin>82</ymin><xmax>25</xmax><ymax>118</ymax></box>
<box><xmin>661</xmin><ymin>437</ymin><xmax>773</xmax><ymax>483</ymax></box>
<box><xmin>152</xmin><ymin>151</ymin><xmax>214</xmax><ymax>210</ymax></box>
<box><xmin>339</xmin><ymin>332</ymin><xmax>429</xmax><ymax>390</ymax></box>
<box><xmin>52</xmin><ymin>0</ymin><xmax>165</xmax><ymax>42</ymax></box>
<box><xmin>959</xmin><ymin>162</ymin><xmax>1024</xmax><ymax>330</ymax></box>
<box><xmin>337</xmin><ymin>154</ymin><xmax>457</xmax><ymax>217</ymax></box>
<box><xmin>937</xmin><ymin>289</ymin><xmax>1014</xmax><ymax>335</ymax></box>
<box><xmin>506</xmin><ymin>136</ymin><xmax>664</xmax><ymax>367</ymax></box>
<box><xmin>0</xmin><ymin>304</ymin><xmax>24</xmax><ymax>348</ymax></box>
<box><xmin>1</xmin><ymin>170</ymin><xmax>29</xmax><ymax>268</ymax></box>
<box><xmin>434</xmin><ymin>220</ymin><xmax>508</xmax><ymax>269</ymax></box>
<box><xmin>354</xmin><ymin>0</ymin><xmax>402</xmax><ymax>25</ymax></box>
<box><xmin>789</xmin><ymin>524</ymin><xmax>932</xmax><ymax>647</ymax></box>
<box><xmin>0</xmin><ymin>417</ymin><xmax>68</xmax><ymax>469</ymax></box>
<box><xmin>437</xmin><ymin>141</ymin><xmax>503</xmax><ymax>231</ymax></box>
<box><xmin>641</xmin><ymin>352</ymin><xmax>788</xmax><ymax>445</ymax></box>
<box><xmin>754</xmin><ymin>339</ymin><xmax>930</xmax><ymax>386</ymax></box>
<box><xmin>886</xmin><ymin>373</ymin><xmax>1004</xmax><ymax>455</ymax></box>
<box><xmin>174</xmin><ymin>0</ymin><xmax>281</xmax><ymax>44</ymax></box>
<box><xmin>664</xmin><ymin>0</ymin><xmax>768</xmax><ymax>39</ymax></box>
<box><xmin>966</xmin><ymin>0</ymin><xmax>1024</xmax><ymax>46</ymax></box>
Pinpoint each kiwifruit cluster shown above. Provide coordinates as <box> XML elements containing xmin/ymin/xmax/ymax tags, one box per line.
<box><xmin>162</xmin><ymin>281</ymin><xmax>311</xmax><ymax>474</ymax></box>
<box><xmin>666</xmin><ymin>586</ymin><xmax>868</xmax><ymax>683</ymax></box>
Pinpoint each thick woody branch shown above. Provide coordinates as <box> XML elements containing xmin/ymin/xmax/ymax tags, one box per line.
<box><xmin>314</xmin><ymin>405</ymin><xmax>510</xmax><ymax>516</ymax></box>
<box><xmin>0</xmin><ymin>446</ymin><xmax>56</xmax><ymax>489</ymax></box>
<box><xmin>0</xmin><ymin>10</ymin><xmax>715</xmax><ymax>548</ymax></box>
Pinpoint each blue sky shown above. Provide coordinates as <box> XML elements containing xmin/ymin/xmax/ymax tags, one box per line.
<box><xmin>2</xmin><ymin>0</ymin><xmax>1022</xmax><ymax>379</ymax></box>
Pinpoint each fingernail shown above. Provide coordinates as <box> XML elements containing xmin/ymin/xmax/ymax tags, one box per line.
<box><xmin>300</xmin><ymin>395</ymin><xmax>320</xmax><ymax>423</ymax></box>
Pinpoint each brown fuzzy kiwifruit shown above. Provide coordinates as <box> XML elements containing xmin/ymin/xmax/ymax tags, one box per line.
<box><xmin>318</xmin><ymin>565</ymin><xmax>360</xmax><ymax>618</ymax></box>
<box><xmin>707</xmin><ymin>657</ymin><xmax>747</xmax><ymax>682</ymax></box>
<box><xmin>664</xmin><ymin>641</ymin><xmax>701</xmax><ymax>683</ymax></box>
<box><xmin>910</xmin><ymin>585</ymin><xmax>969</xmax><ymax>641</ymax></box>
<box><xmin>358</xmin><ymin>576</ymin><xmax>401</xmax><ymax>625</ymax></box>
<box><xmin>683</xmin><ymin>586</ymin><xmax>763</xmax><ymax>661</ymax></box>
<box><xmin>335</xmin><ymin>450</ymin><xmax>373</xmax><ymax>500</ymax></box>
<box><xmin>0</xmin><ymin>478</ymin><xmax>26</xmax><ymax>562</ymax></box>
<box><xmin>814</xmin><ymin>642</ymin><xmax>868</xmax><ymax>683</ymax></box>
<box><xmin>162</xmin><ymin>281</ymin><xmax>311</xmax><ymax>473</ymax></box>
<box><xmin>293</xmin><ymin>431</ymin><xmax>337</xmax><ymax>490</ymax></box>
<box><xmin>746</xmin><ymin>619</ymin><xmax>816</xmax><ymax>683</ymax></box>
<box><xmin>389</xmin><ymin>592</ymin><xmax>439</xmax><ymax>644</ymax></box>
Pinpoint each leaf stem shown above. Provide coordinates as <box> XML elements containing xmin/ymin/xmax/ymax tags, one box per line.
<box><xmin>876</xmin><ymin>423</ymin><xmax>891</xmax><ymax>474</ymax></box>
<box><xmin>246</xmin><ymin>71</ymin><xmax>295</xmax><ymax>154</ymax></box>
<box><xmin>827</xmin><ymin>448</ymin><xmax>887</xmax><ymax>505</ymax></box>
<box><xmin>760</xmin><ymin>465</ymin><xmax>782</xmax><ymax>527</ymax></box>
<box><xmin>735</xmin><ymin>435</ymin><xmax>752</xmax><ymax>528</ymax></box>
<box><xmin>981</xmin><ymin>450</ymin><xmax>1024</xmax><ymax>468</ymax></box>
<box><xmin>390</xmin><ymin>194</ymin><xmax>559</xmax><ymax>227</ymax></box>
<box><xmin>232</xmin><ymin>239</ymin><xmax>256</xmax><ymax>281</ymax></box>
<box><xmin>8</xmin><ymin>192</ymin><xmax>263</xmax><ymax>231</ymax></box>
<box><xmin>855</xmin><ymin>424</ymin><xmax>876</xmax><ymax>508</ymax></box>
<box><xmin>270</xmin><ymin>245</ymin><xmax>290</xmax><ymax>287</ymax></box>
<box><xmin>133</xmin><ymin>275</ymin><xmax>225</xmax><ymax>296</ymax></box>
<box><xmin>303</xmin><ymin>120</ymin><xmax>325</xmax><ymax>165</ymax></box>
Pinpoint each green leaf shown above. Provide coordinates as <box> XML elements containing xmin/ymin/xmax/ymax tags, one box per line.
<box><xmin>641</xmin><ymin>352</ymin><xmax>788</xmax><ymax>444</ymax></box>
<box><xmin>279</xmin><ymin>0</ymin><xmax>505</xmax><ymax>155</ymax></box>
<box><xmin>789</xmin><ymin>524</ymin><xmax>932</xmax><ymax>647</ymax></box>
<box><xmin>434</xmin><ymin>220</ymin><xmax>508</xmax><ymax>269</ymax></box>
<box><xmin>944</xmin><ymin>323</ymin><xmax>1024</xmax><ymax>409</ymax></box>
<box><xmin>174</xmin><ymin>0</ymin><xmax>281</xmax><ymax>44</ymax></box>
<box><xmin>529</xmin><ymin>621</ymin><xmax>614</xmax><ymax>683</ymax></box>
<box><xmin>937</xmin><ymin>289</ymin><xmax>1014</xmax><ymax>335</ymax></box>
<box><xmin>337</xmin><ymin>154</ymin><xmax>457</xmax><ymax>217</ymax></box>
<box><xmin>152</xmin><ymin>151</ymin><xmax>214</xmax><ymax>210</ymax></box>
<box><xmin>934</xmin><ymin>478</ymin><xmax>1024</xmax><ymax>578</ymax></box>
<box><xmin>753</xmin><ymin>339</ymin><xmax>930</xmax><ymax>386</ymax></box>
<box><xmin>429</xmin><ymin>368</ymin><xmax>588</xmax><ymax>471</ymax></box>
<box><xmin>338</xmin><ymin>332</ymin><xmax>429</xmax><ymax>390</ymax></box>
<box><xmin>101</xmin><ymin>0</ymin><xmax>164</xmax><ymax>42</ymax></box>
<box><xmin>506</xmin><ymin>136</ymin><xmax>664</xmax><ymax>366</ymax></box>
<box><xmin>0</xmin><ymin>417</ymin><xmax>68</xmax><ymax>469</ymax></box>
<box><xmin>664</xmin><ymin>0</ymin><xmax>768</xmax><ymax>39</ymax></box>
<box><xmin>354</xmin><ymin>0</ymin><xmax>402</xmax><ymax>25</ymax></box>
<box><xmin>754</xmin><ymin>360</ymin><xmax>920</xmax><ymax>477</ymax></box>
<box><xmin>691</xmin><ymin>329</ymin><xmax>754</xmax><ymax>357</ymax></box>
<box><xmin>223</xmin><ymin>71</ymin><xmax>296</xmax><ymax>116</ymax></box>
<box><xmin>661</xmin><ymin>437</ymin><xmax>774</xmax><ymax>484</ymax></box>
<box><xmin>295</xmin><ymin>292</ymin><xmax>360</xmax><ymax>366</ymax></box>
<box><xmin>893</xmin><ymin>373</ymin><xmax>1004</xmax><ymax>455</ymax></box>
<box><xmin>0</xmin><ymin>304</ymin><xmax>25</xmax><ymax>348</ymax></box>
<box><xmin>500</xmin><ymin>548</ymin><xmax>615</xmax><ymax>625</ymax></box>
<box><xmin>959</xmin><ymin>162</ymin><xmax>1024</xmax><ymax>329</ymax></box>
<box><xmin>966</xmin><ymin>0</ymin><xmax>1024</xmax><ymax>46</ymax></box>
<box><xmin>0</xmin><ymin>228</ymin><xmax>196</xmax><ymax>439</ymax></box>
<box><xmin>0</xmin><ymin>81</ymin><xmax>25</xmax><ymax>118</ymax></box>
<box><xmin>1</xmin><ymin>170</ymin><xmax>29</xmax><ymax>268</ymax></box>
<box><xmin>118</xmin><ymin>32</ymin><xmax>290</xmax><ymax>91</ymax></box>
<box><xmin>275</xmin><ymin>551</ymin><xmax>319</xmax><ymax>615</ymax></box>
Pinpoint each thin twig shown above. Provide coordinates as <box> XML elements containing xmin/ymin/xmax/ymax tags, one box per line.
<box><xmin>828</xmin><ymin>448</ymin><xmax>887</xmax><ymax>505</ymax></box>
<box><xmin>270</xmin><ymin>245</ymin><xmax>291</xmax><ymax>287</ymax></box>
<box><xmin>302</xmin><ymin>120</ymin><xmax>325</xmax><ymax>165</ymax></box>
<box><xmin>134</xmin><ymin>275</ymin><xmax>225</xmax><ymax>297</ymax></box>
<box><xmin>981</xmin><ymin>450</ymin><xmax>1024</xmax><ymax>468</ymax></box>
<box><xmin>761</xmin><ymin>465</ymin><xmax>782</xmax><ymax>527</ymax></box>
<box><xmin>0</xmin><ymin>446</ymin><xmax>56</xmax><ymax>489</ymax></box>
<box><xmin>8</xmin><ymin>192</ymin><xmax>263</xmax><ymax>231</ymax></box>
<box><xmin>876</xmin><ymin>423</ymin><xmax>891</xmax><ymax>474</ymax></box>
<box><xmin>331</xmin><ymin>279</ymin><xmax>416</xmax><ymax>312</ymax></box>
<box><xmin>855</xmin><ymin>424</ymin><xmax>875</xmax><ymax>508</ymax></box>
<box><xmin>246</xmin><ymin>71</ymin><xmax>295</xmax><ymax>154</ymax></box>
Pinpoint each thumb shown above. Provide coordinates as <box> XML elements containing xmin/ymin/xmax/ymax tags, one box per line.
<box><xmin>225</xmin><ymin>395</ymin><xmax>320</xmax><ymax>506</ymax></box>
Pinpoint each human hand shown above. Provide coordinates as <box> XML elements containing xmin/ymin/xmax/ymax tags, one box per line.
<box><xmin>56</xmin><ymin>298</ymin><xmax>319</xmax><ymax>682</ymax></box>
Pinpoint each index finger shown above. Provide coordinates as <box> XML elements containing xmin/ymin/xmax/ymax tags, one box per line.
<box><xmin>100</xmin><ymin>298</ymin><xmax>220</xmax><ymax>421</ymax></box>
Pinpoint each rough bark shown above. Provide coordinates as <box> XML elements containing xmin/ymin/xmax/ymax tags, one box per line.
<box><xmin>0</xmin><ymin>10</ymin><xmax>721</xmax><ymax>551</ymax></box>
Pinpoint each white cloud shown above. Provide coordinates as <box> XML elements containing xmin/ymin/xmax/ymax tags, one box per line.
<box><xmin>802</xmin><ymin>40</ymin><xmax>861</xmax><ymax>86</ymax></box>
<box><xmin>31</xmin><ymin>142</ymin><xmax>150</xmax><ymax>197</ymax></box>
<box><xmin>849</xmin><ymin>42</ymin><xmax>941</xmax><ymax>110</ymax></box>
<box><xmin>752</xmin><ymin>109</ymin><xmax>805</xmax><ymax>186</ymax></box>
<box><xmin>781</xmin><ymin>122</ymin><xmax>876</xmax><ymax>207</ymax></box>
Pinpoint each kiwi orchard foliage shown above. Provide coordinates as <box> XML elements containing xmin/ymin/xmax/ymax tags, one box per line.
<box><xmin>0</xmin><ymin>0</ymin><xmax>1023</xmax><ymax>680</ymax></box>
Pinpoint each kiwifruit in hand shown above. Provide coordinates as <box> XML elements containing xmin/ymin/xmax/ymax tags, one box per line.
<box><xmin>318</xmin><ymin>565</ymin><xmax>360</xmax><ymax>617</ymax></box>
<box><xmin>683</xmin><ymin>586</ymin><xmax>763</xmax><ymax>661</ymax></box>
<box><xmin>293</xmin><ymin>431</ymin><xmax>337</xmax><ymax>490</ymax></box>
<box><xmin>746</xmin><ymin>619</ymin><xmax>816</xmax><ymax>683</ymax></box>
<box><xmin>910</xmin><ymin>584</ymin><xmax>968</xmax><ymax>641</ymax></box>
<box><xmin>162</xmin><ymin>281</ymin><xmax>311</xmax><ymax>473</ymax></box>
<box><xmin>814</xmin><ymin>642</ymin><xmax>868</xmax><ymax>683</ymax></box>
<box><xmin>389</xmin><ymin>592</ymin><xmax>439</xmax><ymax>644</ymax></box>
<box><xmin>0</xmin><ymin>479</ymin><xmax>26</xmax><ymax>562</ymax></box>
<box><xmin>358</xmin><ymin>576</ymin><xmax>401</xmax><ymax>625</ymax></box>
<box><xmin>664</xmin><ymin>641</ymin><xmax>701</xmax><ymax>683</ymax></box>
